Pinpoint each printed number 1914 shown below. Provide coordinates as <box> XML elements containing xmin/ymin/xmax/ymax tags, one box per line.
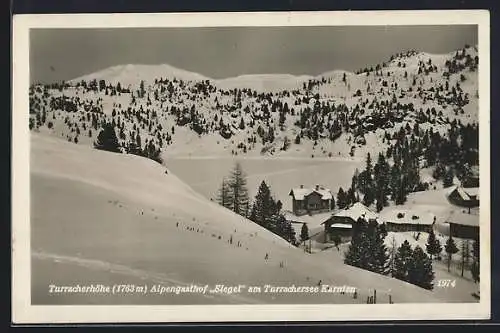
<box><xmin>437</xmin><ymin>279</ymin><xmax>456</xmax><ymax>288</ymax></box>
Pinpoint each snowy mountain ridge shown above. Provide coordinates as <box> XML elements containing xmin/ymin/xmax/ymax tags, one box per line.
<box><xmin>32</xmin><ymin>44</ymin><xmax>478</xmax><ymax>160</ymax></box>
<box><xmin>71</xmin><ymin>63</ymin><xmax>211</xmax><ymax>88</ymax></box>
<box><xmin>69</xmin><ymin>47</ymin><xmax>476</xmax><ymax>92</ymax></box>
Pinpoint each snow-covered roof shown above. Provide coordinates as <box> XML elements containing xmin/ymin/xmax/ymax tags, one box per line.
<box><xmin>446</xmin><ymin>185</ymin><xmax>459</xmax><ymax>196</ymax></box>
<box><xmin>290</xmin><ymin>188</ymin><xmax>313</xmax><ymax>200</ymax></box>
<box><xmin>464</xmin><ymin>187</ymin><xmax>479</xmax><ymax>197</ymax></box>
<box><xmin>445</xmin><ymin>210</ymin><xmax>479</xmax><ymax>227</ymax></box>
<box><xmin>456</xmin><ymin>187</ymin><xmax>471</xmax><ymax>201</ymax></box>
<box><xmin>380</xmin><ymin>208</ymin><xmax>435</xmax><ymax>226</ymax></box>
<box><xmin>331</xmin><ymin>202</ymin><xmax>379</xmax><ymax>222</ymax></box>
<box><xmin>283</xmin><ymin>210</ymin><xmax>333</xmax><ymax>228</ymax></box>
<box><xmin>289</xmin><ymin>186</ymin><xmax>333</xmax><ymax>200</ymax></box>
<box><xmin>449</xmin><ymin>186</ymin><xmax>480</xmax><ymax>201</ymax></box>
<box><xmin>330</xmin><ymin>223</ymin><xmax>353</xmax><ymax>229</ymax></box>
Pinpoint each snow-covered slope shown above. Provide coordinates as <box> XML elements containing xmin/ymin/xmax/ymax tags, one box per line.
<box><xmin>35</xmin><ymin>44</ymin><xmax>475</xmax><ymax>162</ymax></box>
<box><xmin>70</xmin><ymin>64</ymin><xmax>210</xmax><ymax>88</ymax></box>
<box><xmin>31</xmin><ymin>133</ymin><xmax>446</xmax><ymax>304</ymax></box>
<box><xmin>216</xmin><ymin>74</ymin><xmax>313</xmax><ymax>92</ymax></box>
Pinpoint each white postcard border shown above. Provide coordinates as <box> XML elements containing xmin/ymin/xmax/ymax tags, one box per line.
<box><xmin>12</xmin><ymin>10</ymin><xmax>491</xmax><ymax>323</ymax></box>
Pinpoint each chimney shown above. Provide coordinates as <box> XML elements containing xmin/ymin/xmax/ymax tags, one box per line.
<box><xmin>300</xmin><ymin>184</ymin><xmax>304</xmax><ymax>189</ymax></box>
<box><xmin>315</xmin><ymin>184</ymin><xmax>320</xmax><ymax>191</ymax></box>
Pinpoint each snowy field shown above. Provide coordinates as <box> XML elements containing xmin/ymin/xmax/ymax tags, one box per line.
<box><xmin>30</xmin><ymin>133</ymin><xmax>475</xmax><ymax>305</ymax></box>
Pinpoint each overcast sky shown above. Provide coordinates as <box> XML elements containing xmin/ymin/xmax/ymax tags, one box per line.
<box><xmin>30</xmin><ymin>25</ymin><xmax>477</xmax><ymax>84</ymax></box>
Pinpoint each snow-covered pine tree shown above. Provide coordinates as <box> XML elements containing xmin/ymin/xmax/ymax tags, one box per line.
<box><xmin>407</xmin><ymin>246</ymin><xmax>435</xmax><ymax>290</ymax></box>
<box><xmin>227</xmin><ymin>162</ymin><xmax>250</xmax><ymax>217</ymax></box>
<box><xmin>216</xmin><ymin>178</ymin><xmax>233</xmax><ymax>210</ymax></box>
<box><xmin>344</xmin><ymin>217</ymin><xmax>369</xmax><ymax>269</ymax></box>
<box><xmin>267</xmin><ymin>213</ymin><xmax>296</xmax><ymax>245</ymax></box>
<box><xmin>388</xmin><ymin>235</ymin><xmax>398</xmax><ymax>277</ymax></box>
<box><xmin>346</xmin><ymin>188</ymin><xmax>356</xmax><ymax>207</ymax></box>
<box><xmin>250</xmin><ymin>180</ymin><xmax>275</xmax><ymax>227</ymax></box>
<box><xmin>393</xmin><ymin>240</ymin><xmax>413</xmax><ymax>282</ymax></box>
<box><xmin>361</xmin><ymin>153</ymin><xmax>375</xmax><ymax>207</ymax></box>
<box><xmin>444</xmin><ymin>236</ymin><xmax>459</xmax><ymax>272</ymax></box>
<box><xmin>425</xmin><ymin>228</ymin><xmax>442</xmax><ymax>260</ymax></box>
<box><xmin>366</xmin><ymin>219</ymin><xmax>390</xmax><ymax>275</ymax></box>
<box><xmin>94</xmin><ymin>122</ymin><xmax>121</xmax><ymax>153</ymax></box>
<box><xmin>374</xmin><ymin>153</ymin><xmax>390</xmax><ymax>212</ymax></box>
<box><xmin>390</xmin><ymin>164</ymin><xmax>400</xmax><ymax>201</ymax></box>
<box><xmin>337</xmin><ymin>187</ymin><xmax>348</xmax><ymax>209</ymax></box>
<box><xmin>363</xmin><ymin>185</ymin><xmax>375</xmax><ymax>207</ymax></box>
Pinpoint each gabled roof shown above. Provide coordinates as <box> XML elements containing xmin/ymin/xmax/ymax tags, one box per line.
<box><xmin>289</xmin><ymin>186</ymin><xmax>333</xmax><ymax>200</ymax></box>
<box><xmin>289</xmin><ymin>188</ymin><xmax>313</xmax><ymax>200</ymax></box>
<box><xmin>448</xmin><ymin>186</ymin><xmax>480</xmax><ymax>201</ymax></box>
<box><xmin>464</xmin><ymin>187</ymin><xmax>479</xmax><ymax>197</ymax></box>
<box><xmin>328</xmin><ymin>202</ymin><xmax>379</xmax><ymax>222</ymax></box>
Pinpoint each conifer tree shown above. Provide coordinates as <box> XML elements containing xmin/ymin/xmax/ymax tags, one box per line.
<box><xmin>227</xmin><ymin>162</ymin><xmax>250</xmax><ymax>217</ymax></box>
<box><xmin>347</xmin><ymin>188</ymin><xmax>356</xmax><ymax>207</ymax></box>
<box><xmin>407</xmin><ymin>246</ymin><xmax>435</xmax><ymax>290</ymax></box>
<box><xmin>250</xmin><ymin>181</ymin><xmax>275</xmax><ymax>227</ymax></box>
<box><xmin>388</xmin><ymin>235</ymin><xmax>398</xmax><ymax>276</ymax></box>
<box><xmin>361</xmin><ymin>153</ymin><xmax>375</xmax><ymax>206</ymax></box>
<box><xmin>217</xmin><ymin>178</ymin><xmax>233</xmax><ymax>210</ymax></box>
<box><xmin>363</xmin><ymin>185</ymin><xmax>375</xmax><ymax>207</ymax></box>
<box><xmin>272</xmin><ymin>214</ymin><xmax>296</xmax><ymax>244</ymax></box>
<box><xmin>445</xmin><ymin>236</ymin><xmax>459</xmax><ymax>272</ymax></box>
<box><xmin>393</xmin><ymin>240</ymin><xmax>413</xmax><ymax>282</ymax></box>
<box><xmin>139</xmin><ymin>80</ymin><xmax>145</xmax><ymax>98</ymax></box>
<box><xmin>390</xmin><ymin>164</ymin><xmax>400</xmax><ymax>201</ymax></box>
<box><xmin>366</xmin><ymin>219</ymin><xmax>389</xmax><ymax>274</ymax></box>
<box><xmin>337</xmin><ymin>187</ymin><xmax>348</xmax><ymax>209</ymax></box>
<box><xmin>425</xmin><ymin>228</ymin><xmax>442</xmax><ymax>260</ymax></box>
<box><xmin>249</xmin><ymin>181</ymin><xmax>296</xmax><ymax>245</ymax></box>
<box><xmin>94</xmin><ymin>122</ymin><xmax>121</xmax><ymax>153</ymax></box>
<box><xmin>344</xmin><ymin>217</ymin><xmax>369</xmax><ymax>268</ymax></box>
<box><xmin>374</xmin><ymin>153</ymin><xmax>389</xmax><ymax>211</ymax></box>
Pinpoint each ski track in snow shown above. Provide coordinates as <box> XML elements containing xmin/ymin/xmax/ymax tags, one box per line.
<box><xmin>32</xmin><ymin>251</ymin><xmax>261</xmax><ymax>304</ymax></box>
